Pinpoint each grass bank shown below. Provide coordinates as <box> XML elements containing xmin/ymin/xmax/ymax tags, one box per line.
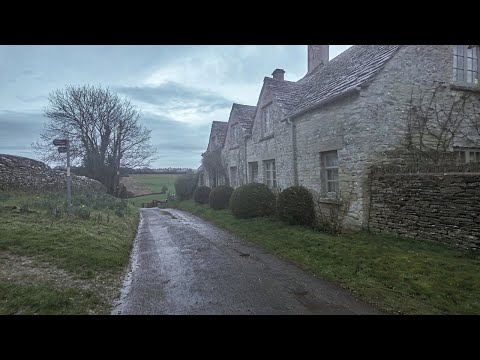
<box><xmin>0</xmin><ymin>191</ymin><xmax>138</xmax><ymax>314</ymax></box>
<box><xmin>171</xmin><ymin>200</ymin><xmax>480</xmax><ymax>315</ymax></box>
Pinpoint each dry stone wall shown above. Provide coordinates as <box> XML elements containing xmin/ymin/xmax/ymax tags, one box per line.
<box><xmin>0</xmin><ymin>154</ymin><xmax>106</xmax><ymax>193</ymax></box>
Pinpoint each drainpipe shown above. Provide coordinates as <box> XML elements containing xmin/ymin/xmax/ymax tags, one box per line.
<box><xmin>244</xmin><ymin>137</ymin><xmax>248</xmax><ymax>184</ymax></box>
<box><xmin>287</xmin><ymin>117</ymin><xmax>298</xmax><ymax>186</ymax></box>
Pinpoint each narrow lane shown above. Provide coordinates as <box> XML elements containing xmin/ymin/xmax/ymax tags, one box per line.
<box><xmin>112</xmin><ymin>208</ymin><xmax>380</xmax><ymax>315</ymax></box>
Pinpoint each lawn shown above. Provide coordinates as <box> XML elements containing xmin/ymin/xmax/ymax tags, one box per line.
<box><xmin>0</xmin><ymin>191</ymin><xmax>138</xmax><ymax>314</ymax></box>
<box><xmin>131</xmin><ymin>174</ymin><xmax>178</xmax><ymax>194</ymax></box>
<box><xmin>171</xmin><ymin>200</ymin><xmax>480</xmax><ymax>315</ymax></box>
<box><xmin>125</xmin><ymin>174</ymin><xmax>179</xmax><ymax>205</ymax></box>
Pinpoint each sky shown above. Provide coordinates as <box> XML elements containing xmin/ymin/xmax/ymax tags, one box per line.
<box><xmin>0</xmin><ymin>45</ymin><xmax>351</xmax><ymax>169</ymax></box>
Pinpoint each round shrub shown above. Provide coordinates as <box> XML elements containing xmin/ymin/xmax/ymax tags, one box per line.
<box><xmin>277</xmin><ymin>186</ymin><xmax>315</xmax><ymax>226</ymax></box>
<box><xmin>230</xmin><ymin>183</ymin><xmax>275</xmax><ymax>219</ymax></box>
<box><xmin>209</xmin><ymin>185</ymin><xmax>234</xmax><ymax>210</ymax></box>
<box><xmin>193</xmin><ymin>185</ymin><xmax>211</xmax><ymax>204</ymax></box>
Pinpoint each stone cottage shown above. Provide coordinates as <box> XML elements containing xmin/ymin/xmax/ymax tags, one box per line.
<box><xmin>199</xmin><ymin>45</ymin><xmax>480</xmax><ymax>228</ymax></box>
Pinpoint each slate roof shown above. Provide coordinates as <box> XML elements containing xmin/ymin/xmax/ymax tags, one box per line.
<box><xmin>263</xmin><ymin>78</ymin><xmax>310</xmax><ymax>115</ymax></box>
<box><xmin>231</xmin><ymin>103</ymin><xmax>256</xmax><ymax>136</ymax></box>
<box><xmin>287</xmin><ymin>45</ymin><xmax>401</xmax><ymax>117</ymax></box>
<box><xmin>209</xmin><ymin>121</ymin><xmax>228</xmax><ymax>150</ymax></box>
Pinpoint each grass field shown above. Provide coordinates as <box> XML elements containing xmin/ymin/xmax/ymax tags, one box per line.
<box><xmin>126</xmin><ymin>174</ymin><xmax>179</xmax><ymax>206</ymax></box>
<box><xmin>0</xmin><ymin>191</ymin><xmax>138</xmax><ymax>314</ymax></box>
<box><xmin>171</xmin><ymin>200</ymin><xmax>480</xmax><ymax>315</ymax></box>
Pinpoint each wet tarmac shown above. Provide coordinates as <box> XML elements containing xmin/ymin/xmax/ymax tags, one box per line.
<box><xmin>112</xmin><ymin>208</ymin><xmax>380</xmax><ymax>315</ymax></box>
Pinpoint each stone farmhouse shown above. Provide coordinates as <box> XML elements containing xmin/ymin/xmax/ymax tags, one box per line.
<box><xmin>198</xmin><ymin>45</ymin><xmax>480</xmax><ymax>229</ymax></box>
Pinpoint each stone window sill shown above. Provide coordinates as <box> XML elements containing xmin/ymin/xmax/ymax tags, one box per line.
<box><xmin>260</xmin><ymin>134</ymin><xmax>274</xmax><ymax>142</ymax></box>
<box><xmin>317</xmin><ymin>197</ymin><xmax>341</xmax><ymax>205</ymax></box>
<box><xmin>450</xmin><ymin>82</ymin><xmax>480</xmax><ymax>93</ymax></box>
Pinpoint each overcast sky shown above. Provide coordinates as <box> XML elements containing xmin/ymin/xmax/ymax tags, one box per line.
<box><xmin>0</xmin><ymin>45</ymin><xmax>351</xmax><ymax>169</ymax></box>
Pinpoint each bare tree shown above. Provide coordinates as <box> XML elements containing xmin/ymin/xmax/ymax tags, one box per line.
<box><xmin>32</xmin><ymin>85</ymin><xmax>156</xmax><ymax>195</ymax></box>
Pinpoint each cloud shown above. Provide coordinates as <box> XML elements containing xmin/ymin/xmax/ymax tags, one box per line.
<box><xmin>16</xmin><ymin>95</ymin><xmax>48</xmax><ymax>103</ymax></box>
<box><xmin>117</xmin><ymin>82</ymin><xmax>233</xmax><ymax>126</ymax></box>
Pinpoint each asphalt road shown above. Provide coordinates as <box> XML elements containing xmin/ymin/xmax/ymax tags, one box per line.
<box><xmin>112</xmin><ymin>208</ymin><xmax>380</xmax><ymax>315</ymax></box>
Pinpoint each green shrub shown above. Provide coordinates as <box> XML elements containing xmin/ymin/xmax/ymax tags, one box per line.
<box><xmin>175</xmin><ymin>173</ymin><xmax>198</xmax><ymax>201</ymax></box>
<box><xmin>74</xmin><ymin>207</ymin><xmax>90</xmax><ymax>220</ymax></box>
<box><xmin>277</xmin><ymin>186</ymin><xmax>315</xmax><ymax>226</ymax></box>
<box><xmin>209</xmin><ymin>185</ymin><xmax>234</xmax><ymax>210</ymax></box>
<box><xmin>193</xmin><ymin>186</ymin><xmax>211</xmax><ymax>204</ymax></box>
<box><xmin>230</xmin><ymin>183</ymin><xmax>275</xmax><ymax>219</ymax></box>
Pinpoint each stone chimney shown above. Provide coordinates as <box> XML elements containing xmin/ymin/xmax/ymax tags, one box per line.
<box><xmin>272</xmin><ymin>68</ymin><xmax>285</xmax><ymax>81</ymax></box>
<box><xmin>308</xmin><ymin>45</ymin><xmax>329</xmax><ymax>73</ymax></box>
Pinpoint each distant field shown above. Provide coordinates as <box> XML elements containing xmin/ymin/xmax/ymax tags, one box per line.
<box><xmin>124</xmin><ymin>174</ymin><xmax>180</xmax><ymax>206</ymax></box>
<box><xmin>131</xmin><ymin>174</ymin><xmax>178</xmax><ymax>193</ymax></box>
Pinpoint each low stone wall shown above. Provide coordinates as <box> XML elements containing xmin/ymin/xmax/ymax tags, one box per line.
<box><xmin>369</xmin><ymin>164</ymin><xmax>480</xmax><ymax>249</ymax></box>
<box><xmin>0</xmin><ymin>154</ymin><xmax>106</xmax><ymax>193</ymax></box>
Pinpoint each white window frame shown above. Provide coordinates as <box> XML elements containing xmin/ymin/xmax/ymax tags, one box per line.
<box><xmin>321</xmin><ymin>151</ymin><xmax>339</xmax><ymax>194</ymax></box>
<box><xmin>263</xmin><ymin>159</ymin><xmax>276</xmax><ymax>189</ymax></box>
<box><xmin>248</xmin><ymin>162</ymin><xmax>258</xmax><ymax>183</ymax></box>
<box><xmin>453</xmin><ymin>45</ymin><xmax>479</xmax><ymax>84</ymax></box>
<box><xmin>262</xmin><ymin>102</ymin><xmax>274</xmax><ymax>137</ymax></box>
<box><xmin>456</xmin><ymin>148</ymin><xmax>480</xmax><ymax>164</ymax></box>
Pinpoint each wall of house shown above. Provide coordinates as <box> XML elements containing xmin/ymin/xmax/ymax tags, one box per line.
<box><xmin>293</xmin><ymin>45</ymin><xmax>479</xmax><ymax>229</ymax></box>
<box><xmin>222</xmin><ymin>119</ymin><xmax>246</xmax><ymax>188</ymax></box>
<box><xmin>244</xmin><ymin>86</ymin><xmax>294</xmax><ymax>190</ymax></box>
<box><xmin>369</xmin><ymin>166</ymin><xmax>480</xmax><ymax>249</ymax></box>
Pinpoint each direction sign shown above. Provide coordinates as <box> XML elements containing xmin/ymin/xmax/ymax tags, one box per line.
<box><xmin>57</xmin><ymin>146</ymin><xmax>68</xmax><ymax>153</ymax></box>
<box><xmin>53</xmin><ymin>139</ymin><xmax>68</xmax><ymax>146</ymax></box>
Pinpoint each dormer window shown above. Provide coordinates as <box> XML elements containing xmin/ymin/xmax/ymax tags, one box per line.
<box><xmin>262</xmin><ymin>102</ymin><xmax>274</xmax><ymax>136</ymax></box>
<box><xmin>453</xmin><ymin>45</ymin><xmax>479</xmax><ymax>84</ymax></box>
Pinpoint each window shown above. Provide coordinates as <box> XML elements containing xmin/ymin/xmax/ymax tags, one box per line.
<box><xmin>230</xmin><ymin>166</ymin><xmax>238</xmax><ymax>188</ymax></box>
<box><xmin>217</xmin><ymin>174</ymin><xmax>225</xmax><ymax>186</ymax></box>
<box><xmin>456</xmin><ymin>148</ymin><xmax>480</xmax><ymax>163</ymax></box>
<box><xmin>321</xmin><ymin>151</ymin><xmax>339</xmax><ymax>193</ymax></box>
<box><xmin>453</xmin><ymin>45</ymin><xmax>479</xmax><ymax>84</ymax></box>
<box><xmin>231</xmin><ymin>124</ymin><xmax>240</xmax><ymax>145</ymax></box>
<box><xmin>199</xmin><ymin>173</ymin><xmax>205</xmax><ymax>186</ymax></box>
<box><xmin>248</xmin><ymin>162</ymin><xmax>258</xmax><ymax>183</ymax></box>
<box><xmin>263</xmin><ymin>160</ymin><xmax>276</xmax><ymax>188</ymax></box>
<box><xmin>262</xmin><ymin>103</ymin><xmax>274</xmax><ymax>136</ymax></box>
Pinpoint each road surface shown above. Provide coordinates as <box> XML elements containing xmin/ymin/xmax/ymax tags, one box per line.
<box><xmin>112</xmin><ymin>208</ymin><xmax>380</xmax><ymax>315</ymax></box>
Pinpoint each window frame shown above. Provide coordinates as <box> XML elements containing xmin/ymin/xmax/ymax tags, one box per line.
<box><xmin>261</xmin><ymin>102</ymin><xmax>274</xmax><ymax>137</ymax></box>
<box><xmin>248</xmin><ymin>161</ymin><xmax>258</xmax><ymax>183</ymax></box>
<box><xmin>453</xmin><ymin>45</ymin><xmax>479</xmax><ymax>84</ymax></box>
<box><xmin>320</xmin><ymin>150</ymin><xmax>339</xmax><ymax>195</ymax></box>
<box><xmin>263</xmin><ymin>159</ymin><xmax>276</xmax><ymax>189</ymax></box>
<box><xmin>455</xmin><ymin>148</ymin><xmax>480</xmax><ymax>164</ymax></box>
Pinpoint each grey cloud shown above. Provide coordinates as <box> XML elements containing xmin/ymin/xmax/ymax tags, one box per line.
<box><xmin>117</xmin><ymin>82</ymin><xmax>233</xmax><ymax>113</ymax></box>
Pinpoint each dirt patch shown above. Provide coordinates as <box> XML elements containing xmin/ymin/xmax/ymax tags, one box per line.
<box><xmin>0</xmin><ymin>251</ymin><xmax>122</xmax><ymax>309</ymax></box>
<box><xmin>120</xmin><ymin>176</ymin><xmax>151</xmax><ymax>196</ymax></box>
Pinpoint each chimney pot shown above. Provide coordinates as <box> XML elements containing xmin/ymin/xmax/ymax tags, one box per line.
<box><xmin>272</xmin><ymin>68</ymin><xmax>285</xmax><ymax>81</ymax></box>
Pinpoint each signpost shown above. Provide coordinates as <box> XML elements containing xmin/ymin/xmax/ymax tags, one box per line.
<box><xmin>53</xmin><ymin>138</ymin><xmax>72</xmax><ymax>216</ymax></box>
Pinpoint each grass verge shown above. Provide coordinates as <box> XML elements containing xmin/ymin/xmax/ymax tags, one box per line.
<box><xmin>171</xmin><ymin>200</ymin><xmax>480</xmax><ymax>315</ymax></box>
<box><xmin>0</xmin><ymin>191</ymin><xmax>138</xmax><ymax>314</ymax></box>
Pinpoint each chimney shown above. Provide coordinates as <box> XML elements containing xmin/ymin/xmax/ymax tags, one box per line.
<box><xmin>272</xmin><ymin>68</ymin><xmax>285</xmax><ymax>81</ymax></box>
<box><xmin>308</xmin><ymin>45</ymin><xmax>329</xmax><ymax>73</ymax></box>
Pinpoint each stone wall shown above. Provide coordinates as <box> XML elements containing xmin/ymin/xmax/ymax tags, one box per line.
<box><xmin>0</xmin><ymin>154</ymin><xmax>106</xmax><ymax>193</ymax></box>
<box><xmin>368</xmin><ymin>165</ymin><xmax>480</xmax><ymax>249</ymax></box>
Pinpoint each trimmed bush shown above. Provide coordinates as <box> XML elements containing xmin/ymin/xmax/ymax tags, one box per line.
<box><xmin>277</xmin><ymin>186</ymin><xmax>315</xmax><ymax>226</ymax></box>
<box><xmin>230</xmin><ymin>183</ymin><xmax>275</xmax><ymax>219</ymax></box>
<box><xmin>193</xmin><ymin>186</ymin><xmax>211</xmax><ymax>204</ymax></box>
<box><xmin>209</xmin><ymin>185</ymin><xmax>234</xmax><ymax>210</ymax></box>
<box><xmin>175</xmin><ymin>172</ymin><xmax>198</xmax><ymax>201</ymax></box>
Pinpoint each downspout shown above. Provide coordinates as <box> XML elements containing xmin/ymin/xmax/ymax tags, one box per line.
<box><xmin>244</xmin><ymin>136</ymin><xmax>248</xmax><ymax>184</ymax></box>
<box><xmin>287</xmin><ymin>117</ymin><xmax>298</xmax><ymax>186</ymax></box>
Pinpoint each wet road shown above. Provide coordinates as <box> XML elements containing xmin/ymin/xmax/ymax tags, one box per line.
<box><xmin>112</xmin><ymin>208</ymin><xmax>380</xmax><ymax>315</ymax></box>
